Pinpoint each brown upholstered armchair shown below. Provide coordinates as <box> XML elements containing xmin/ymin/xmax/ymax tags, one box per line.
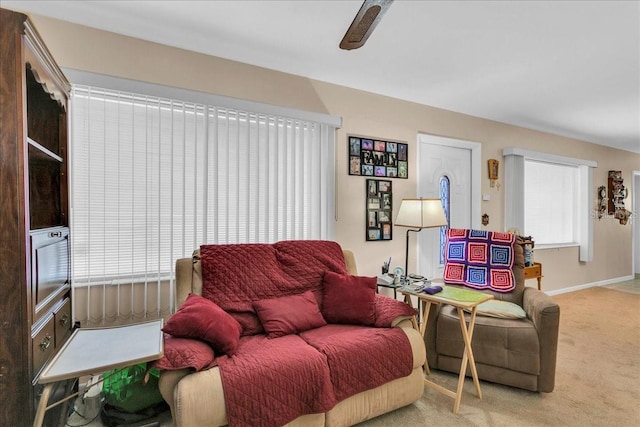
<box><xmin>424</xmin><ymin>236</ymin><xmax>560</xmax><ymax>392</ymax></box>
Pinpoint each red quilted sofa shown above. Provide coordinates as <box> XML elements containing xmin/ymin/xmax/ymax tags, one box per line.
<box><xmin>157</xmin><ymin>241</ymin><xmax>426</xmax><ymax>427</ymax></box>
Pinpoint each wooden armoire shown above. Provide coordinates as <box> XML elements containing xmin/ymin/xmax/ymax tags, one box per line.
<box><xmin>0</xmin><ymin>8</ymin><xmax>73</xmax><ymax>426</ymax></box>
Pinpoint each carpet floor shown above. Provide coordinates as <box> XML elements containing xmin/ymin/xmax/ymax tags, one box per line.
<box><xmin>67</xmin><ymin>280</ymin><xmax>640</xmax><ymax>427</ymax></box>
<box><xmin>358</xmin><ymin>279</ymin><xmax>640</xmax><ymax>427</ymax></box>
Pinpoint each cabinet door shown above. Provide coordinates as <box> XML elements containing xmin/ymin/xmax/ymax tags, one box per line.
<box><xmin>32</xmin><ymin>315</ymin><xmax>56</xmax><ymax>381</ymax></box>
<box><xmin>55</xmin><ymin>298</ymin><xmax>73</xmax><ymax>347</ymax></box>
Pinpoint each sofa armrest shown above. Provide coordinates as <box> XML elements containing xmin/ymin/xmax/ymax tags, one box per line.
<box><xmin>522</xmin><ymin>287</ymin><xmax>560</xmax><ymax>392</ymax></box>
<box><xmin>175</xmin><ymin>253</ymin><xmax>203</xmax><ymax>309</ymax></box>
<box><xmin>158</xmin><ymin>369</ymin><xmax>191</xmax><ymax>421</ymax></box>
<box><xmin>522</xmin><ymin>287</ymin><xmax>560</xmax><ymax>333</ymax></box>
<box><xmin>390</xmin><ymin>317</ymin><xmax>415</xmax><ymax>329</ymax></box>
<box><xmin>342</xmin><ymin>250</ymin><xmax>358</xmax><ymax>275</ymax></box>
<box><xmin>374</xmin><ymin>294</ymin><xmax>417</xmax><ymax>328</ymax></box>
<box><xmin>168</xmin><ymin>367</ymin><xmax>228</xmax><ymax>426</ymax></box>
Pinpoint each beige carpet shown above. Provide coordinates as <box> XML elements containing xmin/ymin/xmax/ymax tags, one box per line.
<box><xmin>68</xmin><ymin>283</ymin><xmax>639</xmax><ymax>427</ymax></box>
<box><xmin>358</xmin><ymin>283</ymin><xmax>640</xmax><ymax>427</ymax></box>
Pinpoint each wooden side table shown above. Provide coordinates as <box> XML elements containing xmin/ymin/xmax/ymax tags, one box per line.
<box><xmin>33</xmin><ymin>320</ymin><xmax>164</xmax><ymax>427</ymax></box>
<box><xmin>524</xmin><ymin>262</ymin><xmax>543</xmax><ymax>290</ymax></box>
<box><xmin>399</xmin><ymin>286</ymin><xmax>493</xmax><ymax>414</ymax></box>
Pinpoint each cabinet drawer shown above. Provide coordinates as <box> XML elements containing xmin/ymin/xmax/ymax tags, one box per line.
<box><xmin>524</xmin><ymin>263</ymin><xmax>541</xmax><ymax>278</ymax></box>
<box><xmin>55</xmin><ymin>298</ymin><xmax>72</xmax><ymax>346</ymax></box>
<box><xmin>32</xmin><ymin>315</ymin><xmax>55</xmax><ymax>380</ymax></box>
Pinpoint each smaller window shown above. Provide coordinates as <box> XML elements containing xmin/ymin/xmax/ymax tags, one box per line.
<box><xmin>524</xmin><ymin>160</ymin><xmax>578</xmax><ymax>245</ymax></box>
<box><xmin>503</xmin><ymin>148</ymin><xmax>597</xmax><ymax>262</ymax></box>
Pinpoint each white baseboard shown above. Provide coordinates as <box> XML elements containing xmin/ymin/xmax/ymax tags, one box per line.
<box><xmin>546</xmin><ymin>275</ymin><xmax>635</xmax><ymax>296</ymax></box>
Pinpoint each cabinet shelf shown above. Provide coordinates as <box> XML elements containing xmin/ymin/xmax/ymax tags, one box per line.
<box><xmin>28</xmin><ymin>137</ymin><xmax>63</xmax><ymax>163</ymax></box>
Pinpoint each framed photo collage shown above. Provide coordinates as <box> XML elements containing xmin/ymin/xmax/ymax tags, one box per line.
<box><xmin>366</xmin><ymin>179</ymin><xmax>393</xmax><ymax>241</ymax></box>
<box><xmin>348</xmin><ymin>135</ymin><xmax>408</xmax><ymax>179</ymax></box>
<box><xmin>349</xmin><ymin>135</ymin><xmax>406</xmax><ymax>242</ymax></box>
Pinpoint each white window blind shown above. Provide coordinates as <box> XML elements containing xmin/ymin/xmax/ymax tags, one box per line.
<box><xmin>71</xmin><ymin>84</ymin><xmax>336</xmax><ymax>290</ymax></box>
<box><xmin>524</xmin><ymin>160</ymin><xmax>578</xmax><ymax>245</ymax></box>
<box><xmin>206</xmin><ymin>108</ymin><xmax>333</xmax><ymax>243</ymax></box>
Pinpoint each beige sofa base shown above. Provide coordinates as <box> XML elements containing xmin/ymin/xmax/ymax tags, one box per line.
<box><xmin>159</xmin><ymin>323</ymin><xmax>426</xmax><ymax>427</ymax></box>
<box><xmin>325</xmin><ymin>367</ymin><xmax>424</xmax><ymax>427</ymax></box>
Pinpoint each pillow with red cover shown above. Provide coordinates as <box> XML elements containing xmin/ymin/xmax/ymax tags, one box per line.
<box><xmin>322</xmin><ymin>271</ymin><xmax>376</xmax><ymax>325</ymax></box>
<box><xmin>253</xmin><ymin>291</ymin><xmax>327</xmax><ymax>338</ymax></box>
<box><xmin>163</xmin><ymin>293</ymin><xmax>242</xmax><ymax>356</ymax></box>
<box><xmin>153</xmin><ymin>333</ymin><xmax>216</xmax><ymax>371</ymax></box>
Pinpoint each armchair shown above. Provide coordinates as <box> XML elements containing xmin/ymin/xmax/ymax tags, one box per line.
<box><xmin>425</xmin><ymin>233</ymin><xmax>560</xmax><ymax>392</ymax></box>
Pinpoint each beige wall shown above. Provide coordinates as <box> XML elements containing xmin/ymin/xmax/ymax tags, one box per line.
<box><xmin>30</xmin><ymin>14</ymin><xmax>638</xmax><ymax>294</ymax></box>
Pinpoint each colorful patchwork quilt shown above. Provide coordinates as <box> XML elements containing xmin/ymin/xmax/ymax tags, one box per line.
<box><xmin>443</xmin><ymin>228</ymin><xmax>516</xmax><ymax>292</ymax></box>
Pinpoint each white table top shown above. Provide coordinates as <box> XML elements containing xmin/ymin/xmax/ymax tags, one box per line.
<box><xmin>38</xmin><ymin>319</ymin><xmax>164</xmax><ymax>384</ymax></box>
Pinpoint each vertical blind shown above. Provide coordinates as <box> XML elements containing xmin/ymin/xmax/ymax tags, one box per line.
<box><xmin>71</xmin><ymin>85</ymin><xmax>336</xmax><ymax>287</ymax></box>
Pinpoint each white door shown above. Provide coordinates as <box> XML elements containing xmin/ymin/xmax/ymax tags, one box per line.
<box><xmin>416</xmin><ymin>134</ymin><xmax>481</xmax><ymax>279</ymax></box>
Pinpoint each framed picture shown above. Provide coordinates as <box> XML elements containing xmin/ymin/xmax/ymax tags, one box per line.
<box><xmin>348</xmin><ymin>135</ymin><xmax>408</xmax><ymax>179</ymax></box>
<box><xmin>366</xmin><ymin>179</ymin><xmax>393</xmax><ymax>241</ymax></box>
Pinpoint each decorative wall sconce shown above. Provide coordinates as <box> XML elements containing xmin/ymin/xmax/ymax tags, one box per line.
<box><xmin>597</xmin><ymin>186</ymin><xmax>607</xmax><ymax>219</ymax></box>
<box><xmin>488</xmin><ymin>159</ymin><xmax>499</xmax><ymax>189</ymax></box>
<box><xmin>607</xmin><ymin>170</ymin><xmax>631</xmax><ymax>225</ymax></box>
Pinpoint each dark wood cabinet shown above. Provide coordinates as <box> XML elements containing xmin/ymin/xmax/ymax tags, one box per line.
<box><xmin>0</xmin><ymin>8</ymin><xmax>72</xmax><ymax>426</ymax></box>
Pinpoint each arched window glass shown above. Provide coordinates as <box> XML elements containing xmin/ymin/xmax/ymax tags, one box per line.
<box><xmin>439</xmin><ymin>176</ymin><xmax>451</xmax><ymax>264</ymax></box>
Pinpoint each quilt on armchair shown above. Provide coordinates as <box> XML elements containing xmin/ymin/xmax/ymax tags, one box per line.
<box><xmin>443</xmin><ymin>228</ymin><xmax>516</xmax><ymax>292</ymax></box>
<box><xmin>428</xmin><ymin>229</ymin><xmax>560</xmax><ymax>392</ymax></box>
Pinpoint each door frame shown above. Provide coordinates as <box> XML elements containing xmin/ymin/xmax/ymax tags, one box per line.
<box><xmin>416</xmin><ymin>133</ymin><xmax>482</xmax><ymax>275</ymax></box>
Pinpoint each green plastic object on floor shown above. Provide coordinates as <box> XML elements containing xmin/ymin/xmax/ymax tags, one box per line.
<box><xmin>102</xmin><ymin>362</ymin><xmax>164</xmax><ymax>413</ymax></box>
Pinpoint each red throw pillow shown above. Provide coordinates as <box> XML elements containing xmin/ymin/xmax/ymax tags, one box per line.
<box><xmin>322</xmin><ymin>271</ymin><xmax>376</xmax><ymax>325</ymax></box>
<box><xmin>163</xmin><ymin>293</ymin><xmax>243</xmax><ymax>356</ymax></box>
<box><xmin>253</xmin><ymin>291</ymin><xmax>327</xmax><ymax>338</ymax></box>
<box><xmin>153</xmin><ymin>334</ymin><xmax>216</xmax><ymax>371</ymax></box>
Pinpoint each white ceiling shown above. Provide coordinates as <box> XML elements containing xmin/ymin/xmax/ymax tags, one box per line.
<box><xmin>4</xmin><ymin>0</ymin><xmax>639</xmax><ymax>153</ymax></box>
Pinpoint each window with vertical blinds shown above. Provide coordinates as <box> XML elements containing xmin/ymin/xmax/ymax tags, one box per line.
<box><xmin>71</xmin><ymin>84</ymin><xmax>337</xmax><ymax>287</ymax></box>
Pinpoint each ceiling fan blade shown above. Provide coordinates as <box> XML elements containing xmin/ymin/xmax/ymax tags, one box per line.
<box><xmin>340</xmin><ymin>0</ymin><xmax>394</xmax><ymax>50</ymax></box>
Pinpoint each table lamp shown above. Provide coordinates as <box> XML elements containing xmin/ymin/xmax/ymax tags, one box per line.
<box><xmin>395</xmin><ymin>198</ymin><xmax>448</xmax><ymax>276</ymax></box>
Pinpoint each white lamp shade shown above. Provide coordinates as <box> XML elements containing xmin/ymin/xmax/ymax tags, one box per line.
<box><xmin>395</xmin><ymin>198</ymin><xmax>447</xmax><ymax>229</ymax></box>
